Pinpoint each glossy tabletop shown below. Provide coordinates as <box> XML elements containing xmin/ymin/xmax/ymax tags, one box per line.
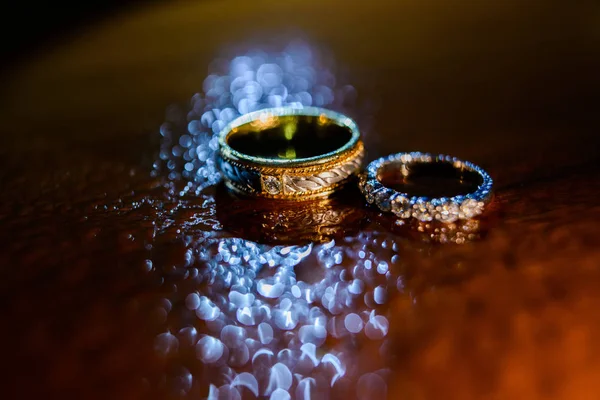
<box><xmin>1</xmin><ymin>1</ymin><xmax>599</xmax><ymax>399</ymax></box>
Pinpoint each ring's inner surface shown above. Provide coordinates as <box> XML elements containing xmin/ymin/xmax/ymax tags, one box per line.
<box><xmin>378</xmin><ymin>160</ymin><xmax>483</xmax><ymax>198</ymax></box>
<box><xmin>226</xmin><ymin>115</ymin><xmax>353</xmax><ymax>160</ymax></box>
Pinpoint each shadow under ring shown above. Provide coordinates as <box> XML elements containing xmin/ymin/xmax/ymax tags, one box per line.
<box><xmin>217</xmin><ymin>107</ymin><xmax>364</xmax><ymax>200</ymax></box>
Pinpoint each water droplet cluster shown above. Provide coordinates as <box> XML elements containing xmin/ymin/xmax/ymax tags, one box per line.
<box><xmin>154</xmin><ymin>41</ymin><xmax>358</xmax><ymax>196</ymax></box>
<box><xmin>149</xmin><ymin>42</ymin><xmax>394</xmax><ymax>398</ymax></box>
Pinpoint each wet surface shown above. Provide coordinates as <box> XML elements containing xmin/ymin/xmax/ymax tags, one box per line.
<box><xmin>1</xmin><ymin>1</ymin><xmax>600</xmax><ymax>399</ymax></box>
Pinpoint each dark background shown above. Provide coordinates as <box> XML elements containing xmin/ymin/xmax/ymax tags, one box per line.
<box><xmin>2</xmin><ymin>1</ymin><xmax>146</xmax><ymax>68</ymax></box>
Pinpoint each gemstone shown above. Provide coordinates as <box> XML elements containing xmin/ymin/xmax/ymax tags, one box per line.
<box><xmin>459</xmin><ymin>199</ymin><xmax>483</xmax><ymax>219</ymax></box>
<box><xmin>390</xmin><ymin>194</ymin><xmax>411</xmax><ymax>219</ymax></box>
<box><xmin>358</xmin><ymin>174</ymin><xmax>367</xmax><ymax>191</ymax></box>
<box><xmin>374</xmin><ymin>189</ymin><xmax>393</xmax><ymax>212</ymax></box>
<box><xmin>412</xmin><ymin>201</ymin><xmax>434</xmax><ymax>222</ymax></box>
<box><xmin>435</xmin><ymin>202</ymin><xmax>459</xmax><ymax>223</ymax></box>
<box><xmin>263</xmin><ymin>175</ymin><xmax>282</xmax><ymax>195</ymax></box>
<box><xmin>363</xmin><ymin>181</ymin><xmax>376</xmax><ymax>204</ymax></box>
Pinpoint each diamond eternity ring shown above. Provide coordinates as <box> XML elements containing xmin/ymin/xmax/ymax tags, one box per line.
<box><xmin>359</xmin><ymin>152</ymin><xmax>493</xmax><ymax>222</ymax></box>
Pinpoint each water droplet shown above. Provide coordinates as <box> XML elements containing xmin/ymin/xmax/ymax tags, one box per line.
<box><xmin>265</xmin><ymin>363</ymin><xmax>292</xmax><ymax>395</ymax></box>
<box><xmin>236</xmin><ymin>306</ymin><xmax>261</xmax><ymax>326</ymax></box>
<box><xmin>216</xmin><ymin>384</ymin><xmax>241</xmax><ymax>400</ymax></box>
<box><xmin>269</xmin><ymin>388</ymin><xmax>291</xmax><ymax>400</ymax></box>
<box><xmin>273</xmin><ymin>309</ymin><xmax>298</xmax><ymax>330</ymax></box>
<box><xmin>235</xmin><ymin>284</ymin><xmax>256</xmax><ymax>301</ymax></box>
<box><xmin>220</xmin><ymin>325</ymin><xmax>247</xmax><ymax>349</ymax></box>
<box><xmin>365</xmin><ymin>315</ymin><xmax>389</xmax><ymax>340</ymax></box>
<box><xmin>177</xmin><ymin>326</ymin><xmax>198</xmax><ymax>347</ymax></box>
<box><xmin>299</xmin><ymin>324</ymin><xmax>327</xmax><ymax>346</ymax></box>
<box><xmin>185</xmin><ymin>292</ymin><xmax>201</xmax><ymax>310</ymax></box>
<box><xmin>291</xmin><ymin>285</ymin><xmax>301</xmax><ymax>298</ymax></box>
<box><xmin>196</xmin><ymin>297</ymin><xmax>221</xmax><ymax>321</ymax></box>
<box><xmin>231</xmin><ymin>372</ymin><xmax>259</xmax><ymax>397</ymax></box>
<box><xmin>374</xmin><ymin>286</ymin><xmax>387</xmax><ymax>305</ymax></box>
<box><xmin>348</xmin><ymin>279</ymin><xmax>364</xmax><ymax>295</ymax></box>
<box><xmin>196</xmin><ymin>336</ymin><xmax>225</xmax><ymax>363</ymax></box>
<box><xmin>295</xmin><ymin>377</ymin><xmax>318</xmax><ymax>400</ymax></box>
<box><xmin>258</xmin><ymin>279</ymin><xmax>285</xmax><ymax>298</ymax></box>
<box><xmin>228</xmin><ymin>342</ymin><xmax>250</xmax><ymax>367</ymax></box>
<box><xmin>258</xmin><ymin>322</ymin><xmax>274</xmax><ymax>344</ymax></box>
<box><xmin>377</xmin><ymin>261</ymin><xmax>389</xmax><ymax>274</ymax></box>
<box><xmin>344</xmin><ymin>313</ymin><xmax>363</xmax><ymax>333</ymax></box>
<box><xmin>154</xmin><ymin>332</ymin><xmax>178</xmax><ymax>358</ymax></box>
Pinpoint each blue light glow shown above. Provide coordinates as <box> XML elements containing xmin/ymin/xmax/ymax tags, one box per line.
<box><xmin>149</xmin><ymin>42</ymin><xmax>395</xmax><ymax>399</ymax></box>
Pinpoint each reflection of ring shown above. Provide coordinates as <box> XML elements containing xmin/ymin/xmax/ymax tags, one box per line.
<box><xmin>215</xmin><ymin>184</ymin><xmax>366</xmax><ymax>245</ymax></box>
<box><xmin>360</xmin><ymin>152</ymin><xmax>493</xmax><ymax>222</ymax></box>
<box><xmin>218</xmin><ymin>107</ymin><xmax>364</xmax><ymax>200</ymax></box>
<box><xmin>390</xmin><ymin>218</ymin><xmax>482</xmax><ymax>244</ymax></box>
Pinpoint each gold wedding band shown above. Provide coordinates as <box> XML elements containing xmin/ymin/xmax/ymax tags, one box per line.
<box><xmin>217</xmin><ymin>107</ymin><xmax>364</xmax><ymax>200</ymax></box>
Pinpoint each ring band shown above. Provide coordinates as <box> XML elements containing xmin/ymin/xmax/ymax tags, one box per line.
<box><xmin>359</xmin><ymin>152</ymin><xmax>493</xmax><ymax>222</ymax></box>
<box><xmin>218</xmin><ymin>107</ymin><xmax>364</xmax><ymax>200</ymax></box>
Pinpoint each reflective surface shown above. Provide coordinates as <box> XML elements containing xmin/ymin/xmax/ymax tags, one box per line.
<box><xmin>0</xmin><ymin>1</ymin><xmax>599</xmax><ymax>399</ymax></box>
<box><xmin>215</xmin><ymin>185</ymin><xmax>366</xmax><ymax>245</ymax></box>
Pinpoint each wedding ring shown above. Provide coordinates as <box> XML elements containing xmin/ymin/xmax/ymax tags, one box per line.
<box><xmin>360</xmin><ymin>152</ymin><xmax>493</xmax><ymax>222</ymax></box>
<box><xmin>218</xmin><ymin>107</ymin><xmax>364</xmax><ymax>200</ymax></box>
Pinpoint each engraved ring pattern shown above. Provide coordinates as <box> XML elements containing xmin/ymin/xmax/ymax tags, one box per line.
<box><xmin>218</xmin><ymin>107</ymin><xmax>364</xmax><ymax>200</ymax></box>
